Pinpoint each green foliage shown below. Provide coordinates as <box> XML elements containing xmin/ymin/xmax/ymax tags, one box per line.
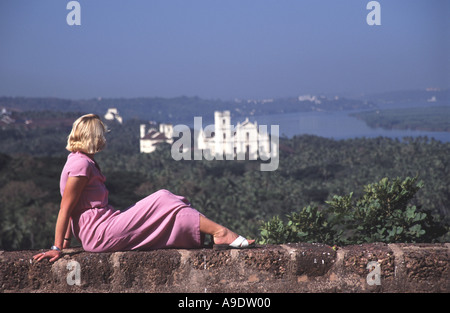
<box><xmin>1</xmin><ymin>112</ymin><xmax>449</xmax><ymax>249</ymax></box>
<box><xmin>260</xmin><ymin>205</ymin><xmax>334</xmax><ymax>244</ymax></box>
<box><xmin>259</xmin><ymin>177</ymin><xmax>447</xmax><ymax>245</ymax></box>
<box><xmin>0</xmin><ymin>180</ymin><xmax>59</xmax><ymax>250</ymax></box>
<box><xmin>327</xmin><ymin>176</ymin><xmax>428</xmax><ymax>244</ymax></box>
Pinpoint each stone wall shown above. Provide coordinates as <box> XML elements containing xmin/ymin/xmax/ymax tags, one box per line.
<box><xmin>1</xmin><ymin>243</ymin><xmax>448</xmax><ymax>293</ymax></box>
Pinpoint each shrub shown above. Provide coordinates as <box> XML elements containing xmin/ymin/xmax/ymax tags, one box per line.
<box><xmin>259</xmin><ymin>177</ymin><xmax>447</xmax><ymax>245</ymax></box>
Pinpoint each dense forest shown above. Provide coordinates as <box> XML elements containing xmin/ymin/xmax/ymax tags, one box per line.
<box><xmin>0</xmin><ymin>110</ymin><xmax>449</xmax><ymax>250</ymax></box>
<box><xmin>0</xmin><ymin>107</ymin><xmax>450</xmax><ymax>249</ymax></box>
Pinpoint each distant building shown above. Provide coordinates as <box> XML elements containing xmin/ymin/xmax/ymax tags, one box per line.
<box><xmin>427</xmin><ymin>96</ymin><xmax>437</xmax><ymax>103</ymax></box>
<box><xmin>104</xmin><ymin>108</ymin><xmax>123</xmax><ymax>124</ymax></box>
<box><xmin>298</xmin><ymin>95</ymin><xmax>322</xmax><ymax>105</ymax></box>
<box><xmin>197</xmin><ymin>111</ymin><xmax>275</xmax><ymax>160</ymax></box>
<box><xmin>0</xmin><ymin>108</ymin><xmax>15</xmax><ymax>125</ymax></box>
<box><xmin>140</xmin><ymin>123</ymin><xmax>174</xmax><ymax>153</ymax></box>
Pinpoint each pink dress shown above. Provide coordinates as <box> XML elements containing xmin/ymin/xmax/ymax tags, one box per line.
<box><xmin>60</xmin><ymin>152</ymin><xmax>204</xmax><ymax>252</ymax></box>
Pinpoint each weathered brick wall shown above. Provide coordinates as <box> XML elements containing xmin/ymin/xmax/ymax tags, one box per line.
<box><xmin>1</xmin><ymin>243</ymin><xmax>448</xmax><ymax>293</ymax></box>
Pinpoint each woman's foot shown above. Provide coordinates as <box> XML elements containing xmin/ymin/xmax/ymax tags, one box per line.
<box><xmin>212</xmin><ymin>227</ymin><xmax>255</xmax><ymax>248</ymax></box>
<box><xmin>199</xmin><ymin>216</ymin><xmax>255</xmax><ymax>249</ymax></box>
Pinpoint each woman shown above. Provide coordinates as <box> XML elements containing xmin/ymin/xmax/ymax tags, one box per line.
<box><xmin>33</xmin><ymin>114</ymin><xmax>254</xmax><ymax>262</ymax></box>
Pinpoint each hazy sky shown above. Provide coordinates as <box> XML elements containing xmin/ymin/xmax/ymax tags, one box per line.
<box><xmin>0</xmin><ymin>0</ymin><xmax>448</xmax><ymax>100</ymax></box>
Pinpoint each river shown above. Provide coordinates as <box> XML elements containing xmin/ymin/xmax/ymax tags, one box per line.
<box><xmin>187</xmin><ymin>109</ymin><xmax>450</xmax><ymax>143</ymax></box>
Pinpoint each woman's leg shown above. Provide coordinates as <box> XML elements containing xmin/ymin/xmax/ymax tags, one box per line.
<box><xmin>199</xmin><ymin>215</ymin><xmax>255</xmax><ymax>246</ymax></box>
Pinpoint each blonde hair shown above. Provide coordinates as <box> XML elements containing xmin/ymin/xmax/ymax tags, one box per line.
<box><xmin>66</xmin><ymin>114</ymin><xmax>107</xmax><ymax>154</ymax></box>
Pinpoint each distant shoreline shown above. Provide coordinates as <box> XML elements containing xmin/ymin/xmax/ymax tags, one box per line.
<box><xmin>350</xmin><ymin>106</ymin><xmax>450</xmax><ymax>133</ymax></box>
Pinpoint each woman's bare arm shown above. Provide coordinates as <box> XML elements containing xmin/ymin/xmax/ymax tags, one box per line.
<box><xmin>34</xmin><ymin>176</ymin><xmax>88</xmax><ymax>262</ymax></box>
<box><xmin>54</xmin><ymin>176</ymin><xmax>88</xmax><ymax>250</ymax></box>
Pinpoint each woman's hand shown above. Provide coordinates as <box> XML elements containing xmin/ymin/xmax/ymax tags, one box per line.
<box><xmin>33</xmin><ymin>250</ymin><xmax>62</xmax><ymax>263</ymax></box>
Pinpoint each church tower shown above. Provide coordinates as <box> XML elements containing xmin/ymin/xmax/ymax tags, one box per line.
<box><xmin>214</xmin><ymin>111</ymin><xmax>233</xmax><ymax>158</ymax></box>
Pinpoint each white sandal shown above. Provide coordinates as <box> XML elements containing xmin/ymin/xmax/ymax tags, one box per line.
<box><xmin>213</xmin><ymin>235</ymin><xmax>255</xmax><ymax>250</ymax></box>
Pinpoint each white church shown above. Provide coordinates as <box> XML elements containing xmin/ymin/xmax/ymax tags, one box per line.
<box><xmin>197</xmin><ymin>111</ymin><xmax>275</xmax><ymax>160</ymax></box>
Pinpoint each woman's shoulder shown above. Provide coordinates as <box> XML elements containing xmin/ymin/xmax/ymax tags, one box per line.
<box><xmin>67</xmin><ymin>151</ymin><xmax>94</xmax><ymax>165</ymax></box>
<box><xmin>64</xmin><ymin>152</ymin><xmax>94</xmax><ymax>177</ymax></box>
